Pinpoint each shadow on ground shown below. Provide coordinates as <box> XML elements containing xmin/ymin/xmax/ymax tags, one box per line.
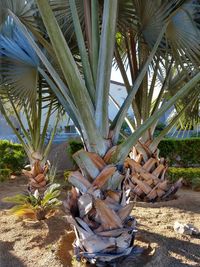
<box><xmin>136</xmin><ymin>229</ymin><xmax>200</xmax><ymax>267</ymax></box>
<box><xmin>26</xmin><ymin>215</ymin><xmax>70</xmax><ymax>250</ymax></box>
<box><xmin>0</xmin><ymin>241</ymin><xmax>26</xmax><ymax>267</ymax></box>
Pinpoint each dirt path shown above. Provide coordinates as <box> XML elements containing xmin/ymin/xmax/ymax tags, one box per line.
<box><xmin>0</xmin><ymin>178</ymin><xmax>200</xmax><ymax>267</ymax></box>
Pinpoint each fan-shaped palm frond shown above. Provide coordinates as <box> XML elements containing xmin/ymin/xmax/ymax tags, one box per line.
<box><xmin>50</xmin><ymin>0</ymin><xmax>84</xmax><ymax>42</ymax></box>
<box><xmin>0</xmin><ymin>0</ymin><xmax>36</xmax><ymax>28</ymax></box>
<box><xmin>0</xmin><ymin>24</ymin><xmax>62</xmax><ymax>172</ymax></box>
<box><xmin>132</xmin><ymin>1</ymin><xmax>200</xmax><ymax>61</ymax></box>
<box><xmin>0</xmin><ymin>22</ymin><xmax>64</xmax><ymax>113</ymax></box>
<box><xmin>49</xmin><ymin>0</ymin><xmax>135</xmax><ymax>47</ymax></box>
<box><xmin>0</xmin><ymin>25</ymin><xmax>39</xmax><ymax>108</ymax></box>
<box><xmin>166</xmin><ymin>1</ymin><xmax>200</xmax><ymax>66</ymax></box>
<box><xmin>112</xmin><ymin>0</ymin><xmax>200</xmax><ymax>141</ymax></box>
<box><xmin>170</xmin><ymin>81</ymin><xmax>200</xmax><ymax>134</ymax></box>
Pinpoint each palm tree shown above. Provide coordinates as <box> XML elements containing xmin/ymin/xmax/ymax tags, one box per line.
<box><xmin>112</xmin><ymin>0</ymin><xmax>200</xmax><ymax>201</ymax></box>
<box><xmin>0</xmin><ymin>25</ymin><xmax>60</xmax><ymax>190</ymax></box>
<box><xmin>115</xmin><ymin>64</ymin><xmax>200</xmax><ymax>201</ymax></box>
<box><xmin>1</xmin><ymin>0</ymin><xmax>200</xmax><ymax>264</ymax></box>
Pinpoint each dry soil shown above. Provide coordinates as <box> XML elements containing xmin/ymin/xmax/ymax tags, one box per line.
<box><xmin>0</xmin><ymin>177</ymin><xmax>199</xmax><ymax>267</ymax></box>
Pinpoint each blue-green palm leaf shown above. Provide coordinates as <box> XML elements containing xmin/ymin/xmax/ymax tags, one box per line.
<box><xmin>0</xmin><ymin>26</ymin><xmax>39</xmax><ymax>108</ymax></box>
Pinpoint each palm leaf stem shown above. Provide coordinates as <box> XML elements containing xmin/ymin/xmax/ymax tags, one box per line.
<box><xmin>38</xmin><ymin>97</ymin><xmax>54</xmax><ymax>152</ymax></box>
<box><xmin>43</xmin><ymin>110</ymin><xmax>60</xmax><ymax>161</ymax></box>
<box><xmin>0</xmin><ymin>99</ymin><xmax>31</xmax><ymax>153</ymax></box>
<box><xmin>38</xmin><ymin>67</ymin><xmax>83</xmax><ymax>135</ymax></box>
<box><xmin>23</xmin><ymin>103</ymin><xmax>34</xmax><ymax>142</ymax></box>
<box><xmin>35</xmin><ymin>0</ymin><xmax>94</xmax><ymax>114</ymax></box>
<box><xmin>147</xmin><ymin>58</ymin><xmax>160</xmax><ymax>116</ymax></box>
<box><xmin>31</xmin><ymin>2</ymin><xmax>107</xmax><ymax>155</ymax></box>
<box><xmin>95</xmin><ymin>0</ymin><xmax>119</xmax><ymax>137</ymax></box>
<box><xmin>114</xmin><ymin>46</ymin><xmax>141</xmax><ymax>126</ymax></box>
<box><xmin>111</xmin><ymin>25</ymin><xmax>167</xmax><ymax>143</ymax></box>
<box><xmin>83</xmin><ymin>0</ymin><xmax>92</xmax><ymax>62</ymax></box>
<box><xmin>91</xmin><ymin>0</ymin><xmax>99</xmax><ymax>84</ymax></box>
<box><xmin>8</xmin><ymin>95</ymin><xmax>32</xmax><ymax>144</ymax></box>
<box><xmin>35</xmin><ymin>76</ymin><xmax>42</xmax><ymax>150</ymax></box>
<box><xmin>69</xmin><ymin>0</ymin><xmax>95</xmax><ymax>103</ymax></box>
<box><xmin>151</xmin><ymin>59</ymin><xmax>174</xmax><ymax>115</ymax></box>
<box><xmin>113</xmin><ymin>71</ymin><xmax>200</xmax><ymax>163</ymax></box>
<box><xmin>150</xmin><ymin>94</ymin><xmax>198</xmax><ymax>152</ymax></box>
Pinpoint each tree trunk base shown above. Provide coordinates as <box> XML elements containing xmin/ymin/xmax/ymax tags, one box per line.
<box><xmin>74</xmin><ymin>244</ymin><xmax>142</xmax><ymax>266</ymax></box>
<box><xmin>125</xmin><ymin>145</ymin><xmax>182</xmax><ymax>202</ymax></box>
<box><xmin>64</xmin><ymin>149</ymin><xmax>140</xmax><ymax>265</ymax></box>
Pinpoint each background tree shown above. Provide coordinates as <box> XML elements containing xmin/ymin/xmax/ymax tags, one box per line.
<box><xmin>0</xmin><ymin>25</ymin><xmax>60</xmax><ymax>190</ymax></box>
<box><xmin>112</xmin><ymin>0</ymin><xmax>200</xmax><ymax>200</ymax></box>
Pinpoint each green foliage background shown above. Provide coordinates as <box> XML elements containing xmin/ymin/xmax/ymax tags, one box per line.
<box><xmin>158</xmin><ymin>138</ymin><xmax>200</xmax><ymax>167</ymax></box>
<box><xmin>66</xmin><ymin>138</ymin><xmax>200</xmax><ymax>190</ymax></box>
<box><xmin>168</xmin><ymin>167</ymin><xmax>200</xmax><ymax>190</ymax></box>
<box><xmin>0</xmin><ymin>140</ymin><xmax>27</xmax><ymax>172</ymax></box>
<box><xmin>67</xmin><ymin>138</ymin><xmax>200</xmax><ymax>168</ymax></box>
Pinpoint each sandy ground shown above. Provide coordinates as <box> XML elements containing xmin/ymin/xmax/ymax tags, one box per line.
<box><xmin>0</xmin><ymin>177</ymin><xmax>200</xmax><ymax>267</ymax></box>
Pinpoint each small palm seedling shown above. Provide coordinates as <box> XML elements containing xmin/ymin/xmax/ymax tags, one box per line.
<box><xmin>3</xmin><ymin>183</ymin><xmax>62</xmax><ymax>221</ymax></box>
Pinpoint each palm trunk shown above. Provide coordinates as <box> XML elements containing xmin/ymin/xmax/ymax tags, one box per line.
<box><xmin>124</xmin><ymin>102</ymin><xmax>194</xmax><ymax>202</ymax></box>
<box><xmin>125</xmin><ymin>139</ymin><xmax>182</xmax><ymax>202</ymax></box>
<box><xmin>22</xmin><ymin>153</ymin><xmax>50</xmax><ymax>192</ymax></box>
<box><xmin>64</xmin><ymin>146</ymin><xmax>138</xmax><ymax>265</ymax></box>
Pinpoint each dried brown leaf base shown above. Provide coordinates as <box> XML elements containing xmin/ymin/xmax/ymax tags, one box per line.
<box><xmin>64</xmin><ymin>149</ymin><xmax>140</xmax><ymax>265</ymax></box>
<box><xmin>22</xmin><ymin>160</ymin><xmax>50</xmax><ymax>191</ymax></box>
<box><xmin>126</xmin><ymin>145</ymin><xmax>182</xmax><ymax>202</ymax></box>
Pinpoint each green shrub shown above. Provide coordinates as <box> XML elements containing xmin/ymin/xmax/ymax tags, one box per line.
<box><xmin>0</xmin><ymin>140</ymin><xmax>27</xmax><ymax>172</ymax></box>
<box><xmin>66</xmin><ymin>140</ymin><xmax>84</xmax><ymax>165</ymax></box>
<box><xmin>168</xmin><ymin>167</ymin><xmax>200</xmax><ymax>190</ymax></box>
<box><xmin>158</xmin><ymin>138</ymin><xmax>200</xmax><ymax>167</ymax></box>
<box><xmin>153</xmin><ymin>122</ymin><xmax>166</xmax><ymax>137</ymax></box>
<box><xmin>66</xmin><ymin>138</ymin><xmax>200</xmax><ymax>168</ymax></box>
<box><xmin>0</xmin><ymin>168</ymin><xmax>12</xmax><ymax>182</ymax></box>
